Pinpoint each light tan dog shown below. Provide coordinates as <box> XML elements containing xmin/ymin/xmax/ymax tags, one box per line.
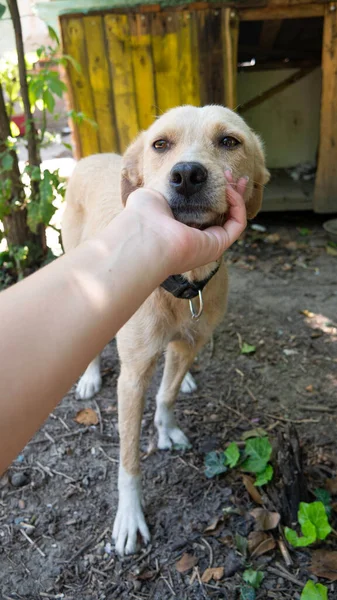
<box><xmin>62</xmin><ymin>105</ymin><xmax>269</xmax><ymax>555</ymax></box>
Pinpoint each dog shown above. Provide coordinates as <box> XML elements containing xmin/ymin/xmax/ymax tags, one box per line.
<box><xmin>62</xmin><ymin>105</ymin><xmax>270</xmax><ymax>555</ymax></box>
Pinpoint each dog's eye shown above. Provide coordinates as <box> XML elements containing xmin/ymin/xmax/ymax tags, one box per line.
<box><xmin>221</xmin><ymin>136</ymin><xmax>241</xmax><ymax>149</ymax></box>
<box><xmin>153</xmin><ymin>139</ymin><xmax>169</xmax><ymax>151</ymax></box>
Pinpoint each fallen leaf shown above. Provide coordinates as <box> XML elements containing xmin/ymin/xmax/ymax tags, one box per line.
<box><xmin>326</xmin><ymin>245</ymin><xmax>337</xmax><ymax>257</ymax></box>
<box><xmin>301</xmin><ymin>309</ymin><xmax>315</xmax><ymax>318</ymax></box>
<box><xmin>306</xmin><ymin>385</ymin><xmax>314</xmax><ymax>392</ymax></box>
<box><xmin>265</xmin><ymin>233</ymin><xmax>280</xmax><ymax>243</ymax></box>
<box><xmin>241</xmin><ymin>342</ymin><xmax>256</xmax><ymax>355</ymax></box>
<box><xmin>248</xmin><ymin>531</ymin><xmax>276</xmax><ymax>557</ymax></box>
<box><xmin>242</xmin><ymin>428</ymin><xmax>267</xmax><ymax>441</ymax></box>
<box><xmin>204</xmin><ymin>516</ymin><xmax>223</xmax><ymax>535</ymax></box>
<box><xmin>135</xmin><ymin>569</ymin><xmax>157</xmax><ymax>581</ymax></box>
<box><xmin>250</xmin><ymin>508</ymin><xmax>280</xmax><ymax>531</ymax></box>
<box><xmin>201</xmin><ymin>567</ymin><xmax>224</xmax><ymax>583</ymax></box>
<box><xmin>242</xmin><ymin>475</ymin><xmax>263</xmax><ymax>505</ymax></box>
<box><xmin>310</xmin><ymin>549</ymin><xmax>337</xmax><ymax>581</ymax></box>
<box><xmin>326</xmin><ymin>478</ymin><xmax>337</xmax><ymax>495</ymax></box>
<box><xmin>285</xmin><ymin>241</ymin><xmax>298</xmax><ymax>250</ymax></box>
<box><xmin>74</xmin><ymin>408</ymin><xmax>98</xmax><ymax>426</ymax></box>
<box><xmin>175</xmin><ymin>553</ymin><xmax>198</xmax><ymax>573</ymax></box>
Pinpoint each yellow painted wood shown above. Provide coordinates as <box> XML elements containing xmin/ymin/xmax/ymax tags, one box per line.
<box><xmin>177</xmin><ymin>12</ymin><xmax>200</xmax><ymax>107</ymax></box>
<box><xmin>130</xmin><ymin>14</ymin><xmax>156</xmax><ymax>130</ymax></box>
<box><xmin>151</xmin><ymin>13</ymin><xmax>181</xmax><ymax>113</ymax></box>
<box><xmin>61</xmin><ymin>17</ymin><xmax>99</xmax><ymax>157</ymax></box>
<box><xmin>83</xmin><ymin>15</ymin><xmax>118</xmax><ymax>153</ymax></box>
<box><xmin>222</xmin><ymin>8</ymin><xmax>235</xmax><ymax>109</ymax></box>
<box><xmin>104</xmin><ymin>14</ymin><xmax>139</xmax><ymax>152</ymax></box>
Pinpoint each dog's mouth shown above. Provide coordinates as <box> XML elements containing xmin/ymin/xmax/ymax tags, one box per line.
<box><xmin>172</xmin><ymin>208</ymin><xmax>227</xmax><ymax>231</ymax></box>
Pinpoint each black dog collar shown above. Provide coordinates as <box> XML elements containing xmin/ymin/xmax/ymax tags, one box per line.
<box><xmin>160</xmin><ymin>264</ymin><xmax>220</xmax><ymax>300</ymax></box>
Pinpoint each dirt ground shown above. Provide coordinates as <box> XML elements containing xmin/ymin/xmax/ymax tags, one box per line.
<box><xmin>1</xmin><ymin>212</ymin><xmax>337</xmax><ymax>600</ymax></box>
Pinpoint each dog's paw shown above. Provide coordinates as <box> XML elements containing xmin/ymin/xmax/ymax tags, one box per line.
<box><xmin>180</xmin><ymin>371</ymin><xmax>197</xmax><ymax>394</ymax></box>
<box><xmin>112</xmin><ymin>497</ymin><xmax>150</xmax><ymax>556</ymax></box>
<box><xmin>157</xmin><ymin>425</ymin><xmax>191</xmax><ymax>450</ymax></box>
<box><xmin>76</xmin><ymin>368</ymin><xmax>102</xmax><ymax>400</ymax></box>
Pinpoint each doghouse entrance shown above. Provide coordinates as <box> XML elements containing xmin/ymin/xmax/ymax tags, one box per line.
<box><xmin>237</xmin><ymin>17</ymin><xmax>323</xmax><ymax>212</ymax></box>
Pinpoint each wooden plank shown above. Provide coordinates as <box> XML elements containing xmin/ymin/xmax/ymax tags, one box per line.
<box><xmin>314</xmin><ymin>4</ymin><xmax>337</xmax><ymax>213</ymax></box>
<box><xmin>176</xmin><ymin>11</ymin><xmax>200</xmax><ymax>106</ymax></box>
<box><xmin>60</xmin><ymin>17</ymin><xmax>100</xmax><ymax>157</ymax></box>
<box><xmin>83</xmin><ymin>15</ymin><xmax>118</xmax><ymax>153</ymax></box>
<box><xmin>222</xmin><ymin>8</ymin><xmax>239</xmax><ymax>109</ymax></box>
<box><xmin>196</xmin><ymin>10</ymin><xmax>209</xmax><ymax>106</ymax></box>
<box><xmin>130</xmin><ymin>13</ymin><xmax>157</xmax><ymax>130</ymax></box>
<box><xmin>197</xmin><ymin>9</ymin><xmax>224</xmax><ymax>105</ymax></box>
<box><xmin>151</xmin><ymin>12</ymin><xmax>181</xmax><ymax>113</ymax></box>
<box><xmin>104</xmin><ymin>13</ymin><xmax>139</xmax><ymax>152</ymax></box>
<box><xmin>239</xmin><ymin>4</ymin><xmax>325</xmax><ymax>20</ymax></box>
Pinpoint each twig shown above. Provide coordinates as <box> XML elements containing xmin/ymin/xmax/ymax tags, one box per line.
<box><xmin>44</xmin><ymin>431</ymin><xmax>55</xmax><ymax>444</ymax></box>
<box><xmin>20</xmin><ymin>528</ymin><xmax>45</xmax><ymax>557</ymax></box>
<box><xmin>267</xmin><ymin>565</ymin><xmax>303</xmax><ymax>587</ymax></box>
<box><xmin>66</xmin><ymin>536</ymin><xmax>96</xmax><ymax>564</ymax></box>
<box><xmin>36</xmin><ymin>461</ymin><xmax>54</xmax><ymax>478</ymax></box>
<box><xmin>277</xmin><ymin>539</ymin><xmax>293</xmax><ymax>567</ymax></box>
<box><xmin>95</xmin><ymin>400</ymin><xmax>104</xmax><ymax>435</ymax></box>
<box><xmin>160</xmin><ymin>575</ymin><xmax>176</xmax><ymax>596</ymax></box>
<box><xmin>246</xmin><ymin>387</ymin><xmax>257</xmax><ymax>403</ymax></box>
<box><xmin>298</xmin><ymin>405</ymin><xmax>334</xmax><ymax>413</ymax></box>
<box><xmin>201</xmin><ymin>537</ymin><xmax>213</xmax><ymax>569</ymax></box>
<box><xmin>220</xmin><ymin>399</ymin><xmax>252</xmax><ymax>423</ymax></box>
<box><xmin>265</xmin><ymin>413</ymin><xmax>320</xmax><ymax>424</ymax></box>
<box><xmin>50</xmin><ymin>468</ymin><xmax>76</xmax><ymax>483</ymax></box>
<box><xmin>178</xmin><ymin>456</ymin><xmax>200</xmax><ymax>472</ymax></box>
<box><xmin>99</xmin><ymin>447</ymin><xmax>118</xmax><ymax>463</ymax></box>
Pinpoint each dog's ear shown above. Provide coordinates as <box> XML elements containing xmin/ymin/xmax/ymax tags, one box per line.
<box><xmin>121</xmin><ymin>133</ymin><xmax>145</xmax><ymax>205</ymax></box>
<box><xmin>246</xmin><ymin>133</ymin><xmax>270</xmax><ymax>219</ymax></box>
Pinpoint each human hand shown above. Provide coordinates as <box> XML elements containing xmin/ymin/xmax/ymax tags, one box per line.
<box><xmin>124</xmin><ymin>171</ymin><xmax>248</xmax><ymax>275</ymax></box>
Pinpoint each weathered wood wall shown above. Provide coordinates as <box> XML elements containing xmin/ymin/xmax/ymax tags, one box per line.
<box><xmin>60</xmin><ymin>8</ymin><xmax>237</xmax><ymax>156</ymax></box>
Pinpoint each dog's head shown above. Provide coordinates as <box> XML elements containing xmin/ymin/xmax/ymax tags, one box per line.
<box><xmin>121</xmin><ymin>105</ymin><xmax>270</xmax><ymax>227</ymax></box>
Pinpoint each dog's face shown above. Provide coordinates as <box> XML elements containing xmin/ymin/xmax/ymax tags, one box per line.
<box><xmin>121</xmin><ymin>105</ymin><xmax>270</xmax><ymax>225</ymax></box>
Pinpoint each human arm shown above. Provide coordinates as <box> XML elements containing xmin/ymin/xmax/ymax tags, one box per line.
<box><xmin>0</xmin><ymin>175</ymin><xmax>247</xmax><ymax>473</ymax></box>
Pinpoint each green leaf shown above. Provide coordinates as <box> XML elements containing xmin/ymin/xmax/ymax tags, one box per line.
<box><xmin>0</xmin><ymin>4</ymin><xmax>6</xmax><ymax>19</ymax></box>
<box><xmin>299</xmin><ymin>502</ymin><xmax>331</xmax><ymax>540</ymax></box>
<box><xmin>300</xmin><ymin>580</ymin><xmax>328</xmax><ymax>600</ymax></box>
<box><xmin>224</xmin><ymin>442</ymin><xmax>240</xmax><ymax>468</ymax></box>
<box><xmin>48</xmin><ymin>77</ymin><xmax>66</xmax><ymax>98</ymax></box>
<box><xmin>242</xmin><ymin>569</ymin><xmax>264</xmax><ymax>590</ymax></box>
<box><xmin>241</xmin><ymin>437</ymin><xmax>272</xmax><ymax>474</ymax></box>
<box><xmin>299</xmin><ymin>228</ymin><xmax>311</xmax><ymax>236</ymax></box>
<box><xmin>1</xmin><ymin>153</ymin><xmax>13</xmax><ymax>171</ymax></box>
<box><xmin>255</xmin><ymin>464</ymin><xmax>273</xmax><ymax>486</ymax></box>
<box><xmin>47</xmin><ymin>25</ymin><xmax>60</xmax><ymax>45</ymax></box>
<box><xmin>240</xmin><ymin>585</ymin><xmax>256</xmax><ymax>600</ymax></box>
<box><xmin>204</xmin><ymin>451</ymin><xmax>227</xmax><ymax>479</ymax></box>
<box><xmin>285</xmin><ymin>501</ymin><xmax>332</xmax><ymax>547</ymax></box>
<box><xmin>314</xmin><ymin>488</ymin><xmax>332</xmax><ymax>518</ymax></box>
<box><xmin>235</xmin><ymin>533</ymin><xmax>248</xmax><ymax>557</ymax></box>
<box><xmin>241</xmin><ymin>342</ymin><xmax>256</xmax><ymax>354</ymax></box>
<box><xmin>62</xmin><ymin>54</ymin><xmax>81</xmax><ymax>73</ymax></box>
<box><xmin>43</xmin><ymin>89</ymin><xmax>55</xmax><ymax>113</ymax></box>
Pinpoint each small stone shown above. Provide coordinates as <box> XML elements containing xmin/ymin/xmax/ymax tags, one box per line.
<box><xmin>10</xmin><ymin>472</ymin><xmax>29</xmax><ymax>488</ymax></box>
<box><xmin>18</xmin><ymin>499</ymin><xmax>25</xmax><ymax>510</ymax></box>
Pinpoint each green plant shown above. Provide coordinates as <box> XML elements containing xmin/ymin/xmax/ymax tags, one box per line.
<box><xmin>300</xmin><ymin>580</ymin><xmax>328</xmax><ymax>600</ymax></box>
<box><xmin>285</xmin><ymin>502</ymin><xmax>331</xmax><ymax>548</ymax></box>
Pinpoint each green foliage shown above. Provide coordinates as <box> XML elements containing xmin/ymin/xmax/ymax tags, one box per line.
<box><xmin>241</xmin><ymin>437</ymin><xmax>272</xmax><ymax>474</ymax></box>
<box><xmin>254</xmin><ymin>464</ymin><xmax>274</xmax><ymax>487</ymax></box>
<box><xmin>242</xmin><ymin>569</ymin><xmax>264</xmax><ymax>589</ymax></box>
<box><xmin>285</xmin><ymin>501</ymin><xmax>332</xmax><ymax>547</ymax></box>
<box><xmin>314</xmin><ymin>488</ymin><xmax>332</xmax><ymax>518</ymax></box>
<box><xmin>0</xmin><ymin>4</ymin><xmax>6</xmax><ymax>19</ymax></box>
<box><xmin>300</xmin><ymin>581</ymin><xmax>328</xmax><ymax>600</ymax></box>
<box><xmin>224</xmin><ymin>442</ymin><xmax>240</xmax><ymax>468</ymax></box>
<box><xmin>241</xmin><ymin>342</ymin><xmax>256</xmax><ymax>354</ymax></box>
<box><xmin>204</xmin><ymin>451</ymin><xmax>227</xmax><ymax>479</ymax></box>
<box><xmin>26</xmin><ymin>168</ymin><xmax>66</xmax><ymax>233</ymax></box>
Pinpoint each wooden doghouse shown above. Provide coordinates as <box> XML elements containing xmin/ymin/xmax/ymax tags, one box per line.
<box><xmin>43</xmin><ymin>0</ymin><xmax>337</xmax><ymax>213</ymax></box>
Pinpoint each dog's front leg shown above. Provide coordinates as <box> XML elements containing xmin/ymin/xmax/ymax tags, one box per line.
<box><xmin>112</xmin><ymin>359</ymin><xmax>156</xmax><ymax>555</ymax></box>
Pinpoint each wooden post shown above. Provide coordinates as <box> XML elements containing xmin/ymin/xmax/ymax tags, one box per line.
<box><xmin>222</xmin><ymin>8</ymin><xmax>239</xmax><ymax>109</ymax></box>
<box><xmin>314</xmin><ymin>3</ymin><xmax>337</xmax><ymax>213</ymax></box>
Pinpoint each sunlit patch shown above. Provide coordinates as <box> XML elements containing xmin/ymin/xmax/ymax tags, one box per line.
<box><xmin>301</xmin><ymin>310</ymin><xmax>337</xmax><ymax>342</ymax></box>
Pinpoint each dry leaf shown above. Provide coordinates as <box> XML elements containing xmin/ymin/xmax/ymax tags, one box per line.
<box><xmin>219</xmin><ymin>534</ymin><xmax>234</xmax><ymax>547</ymax></box>
<box><xmin>204</xmin><ymin>516</ymin><xmax>223</xmax><ymax>535</ymax></box>
<box><xmin>301</xmin><ymin>309</ymin><xmax>315</xmax><ymax>318</ymax></box>
<box><xmin>326</xmin><ymin>477</ymin><xmax>337</xmax><ymax>495</ymax></box>
<box><xmin>248</xmin><ymin>531</ymin><xmax>276</xmax><ymax>557</ymax></box>
<box><xmin>326</xmin><ymin>246</ymin><xmax>337</xmax><ymax>257</ymax></box>
<box><xmin>265</xmin><ymin>233</ymin><xmax>280</xmax><ymax>243</ymax></box>
<box><xmin>175</xmin><ymin>553</ymin><xmax>198</xmax><ymax>573</ymax></box>
<box><xmin>306</xmin><ymin>385</ymin><xmax>314</xmax><ymax>392</ymax></box>
<box><xmin>242</xmin><ymin>428</ymin><xmax>267</xmax><ymax>440</ymax></box>
<box><xmin>201</xmin><ymin>567</ymin><xmax>224</xmax><ymax>583</ymax></box>
<box><xmin>285</xmin><ymin>241</ymin><xmax>298</xmax><ymax>250</ymax></box>
<box><xmin>242</xmin><ymin>474</ymin><xmax>263</xmax><ymax>505</ymax></box>
<box><xmin>250</xmin><ymin>508</ymin><xmax>280</xmax><ymax>531</ymax></box>
<box><xmin>74</xmin><ymin>408</ymin><xmax>99</xmax><ymax>426</ymax></box>
<box><xmin>310</xmin><ymin>550</ymin><xmax>337</xmax><ymax>581</ymax></box>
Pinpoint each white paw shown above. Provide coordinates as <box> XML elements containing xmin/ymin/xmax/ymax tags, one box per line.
<box><xmin>157</xmin><ymin>425</ymin><xmax>190</xmax><ymax>450</ymax></box>
<box><xmin>180</xmin><ymin>371</ymin><xmax>197</xmax><ymax>394</ymax></box>
<box><xmin>112</xmin><ymin>469</ymin><xmax>150</xmax><ymax>556</ymax></box>
<box><xmin>76</xmin><ymin>365</ymin><xmax>102</xmax><ymax>400</ymax></box>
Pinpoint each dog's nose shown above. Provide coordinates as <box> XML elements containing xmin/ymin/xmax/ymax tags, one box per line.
<box><xmin>169</xmin><ymin>162</ymin><xmax>208</xmax><ymax>197</ymax></box>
